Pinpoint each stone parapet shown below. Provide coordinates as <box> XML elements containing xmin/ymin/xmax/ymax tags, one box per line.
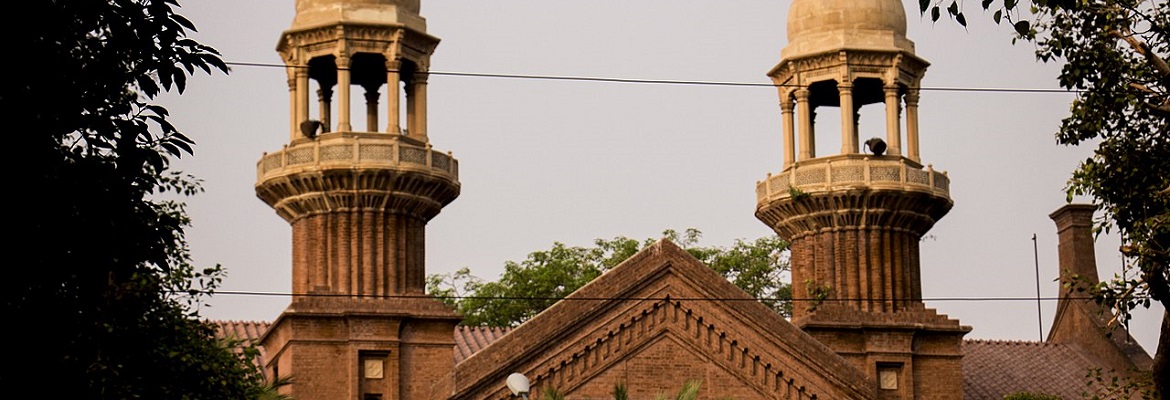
<box><xmin>255</xmin><ymin>132</ymin><xmax>460</xmax><ymax>222</ymax></box>
<box><xmin>756</xmin><ymin>155</ymin><xmax>951</xmax><ymax>239</ymax></box>
<box><xmin>757</xmin><ymin>155</ymin><xmax>948</xmax><ymax>205</ymax></box>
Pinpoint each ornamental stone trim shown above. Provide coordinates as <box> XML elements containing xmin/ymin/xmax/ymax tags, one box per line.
<box><xmin>257</xmin><ymin>132</ymin><xmax>458</xmax><ymax>182</ymax></box>
<box><xmin>524</xmin><ymin>298</ymin><xmax>825</xmax><ymax>400</ymax></box>
<box><xmin>255</xmin><ymin>132</ymin><xmax>459</xmax><ymax>222</ymax></box>
<box><xmin>756</xmin><ymin>154</ymin><xmax>948</xmax><ymax>205</ymax></box>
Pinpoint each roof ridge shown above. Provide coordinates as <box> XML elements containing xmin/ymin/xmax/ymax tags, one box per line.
<box><xmin>209</xmin><ymin>319</ymin><xmax>271</xmax><ymax>324</ymax></box>
<box><xmin>964</xmin><ymin>338</ymin><xmax>1049</xmax><ymax>346</ymax></box>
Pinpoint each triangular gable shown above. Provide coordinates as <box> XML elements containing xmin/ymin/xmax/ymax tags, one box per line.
<box><xmin>451</xmin><ymin>239</ymin><xmax>874</xmax><ymax>399</ymax></box>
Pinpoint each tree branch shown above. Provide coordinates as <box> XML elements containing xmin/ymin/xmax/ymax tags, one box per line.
<box><xmin>1109</xmin><ymin>27</ymin><xmax>1170</xmax><ymax>88</ymax></box>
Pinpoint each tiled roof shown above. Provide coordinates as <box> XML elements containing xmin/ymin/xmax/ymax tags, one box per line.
<box><xmin>962</xmin><ymin>339</ymin><xmax>1099</xmax><ymax>400</ymax></box>
<box><xmin>213</xmin><ymin>320</ymin><xmax>271</xmax><ymax>342</ymax></box>
<box><xmin>212</xmin><ymin>320</ymin><xmax>509</xmax><ymax>365</ymax></box>
<box><xmin>454</xmin><ymin>325</ymin><xmax>511</xmax><ymax>363</ymax></box>
<box><xmin>212</xmin><ymin>320</ymin><xmax>272</xmax><ymax>376</ymax></box>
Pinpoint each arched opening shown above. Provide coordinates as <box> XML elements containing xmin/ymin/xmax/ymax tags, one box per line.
<box><xmin>351</xmin><ymin>52</ymin><xmax>389</xmax><ymax>133</ymax></box>
<box><xmin>307</xmin><ymin>55</ymin><xmax>337</xmax><ymax>133</ymax></box>
<box><xmin>852</xmin><ymin>78</ymin><xmax>890</xmax><ymax>156</ymax></box>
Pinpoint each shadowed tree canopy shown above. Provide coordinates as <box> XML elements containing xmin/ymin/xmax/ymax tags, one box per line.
<box><xmin>922</xmin><ymin>0</ymin><xmax>1168</xmax><ymax>396</ymax></box>
<box><xmin>427</xmin><ymin>229</ymin><xmax>791</xmax><ymax>327</ymax></box>
<box><xmin>3</xmin><ymin>1</ymin><xmax>275</xmax><ymax>398</ymax></box>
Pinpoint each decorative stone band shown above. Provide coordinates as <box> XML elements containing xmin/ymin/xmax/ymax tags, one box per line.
<box><xmin>255</xmin><ymin>132</ymin><xmax>460</xmax><ymax>222</ymax></box>
<box><xmin>257</xmin><ymin>132</ymin><xmax>458</xmax><ymax>181</ymax></box>
<box><xmin>755</xmin><ymin>155</ymin><xmax>953</xmax><ymax>239</ymax></box>
<box><xmin>756</xmin><ymin>155</ymin><xmax>948</xmax><ymax>205</ymax></box>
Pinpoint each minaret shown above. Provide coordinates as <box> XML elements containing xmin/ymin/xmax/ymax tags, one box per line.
<box><xmin>755</xmin><ymin>1</ymin><xmax>969</xmax><ymax>398</ymax></box>
<box><xmin>255</xmin><ymin>1</ymin><xmax>461</xmax><ymax>399</ymax></box>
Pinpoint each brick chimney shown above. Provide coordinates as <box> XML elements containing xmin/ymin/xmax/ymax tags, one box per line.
<box><xmin>1049</xmin><ymin>204</ymin><xmax>1100</xmax><ymax>298</ymax></box>
<box><xmin>1045</xmin><ymin>204</ymin><xmax>1152</xmax><ymax>372</ymax></box>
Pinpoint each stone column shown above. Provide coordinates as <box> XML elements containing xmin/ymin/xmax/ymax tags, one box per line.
<box><xmin>905</xmin><ymin>89</ymin><xmax>921</xmax><ymax>162</ymax></box>
<box><xmin>781</xmin><ymin>97</ymin><xmax>796</xmax><ymax>168</ymax></box>
<box><xmin>287</xmin><ymin>67</ymin><xmax>298</xmax><ymax>141</ymax></box>
<box><xmin>317</xmin><ymin>86</ymin><xmax>333</xmax><ymax>133</ymax></box>
<box><xmin>295</xmin><ymin>65</ymin><xmax>310</xmax><ymax>139</ymax></box>
<box><xmin>884</xmin><ymin>85</ymin><xmax>902</xmax><ymax>157</ymax></box>
<box><xmin>839</xmin><ymin>83</ymin><xmax>857</xmax><ymax>154</ymax></box>
<box><xmin>336</xmin><ymin>55</ymin><xmax>353</xmax><ymax>132</ymax></box>
<box><xmin>409</xmin><ymin>72</ymin><xmax>429</xmax><ymax>142</ymax></box>
<box><xmin>386</xmin><ymin>60</ymin><xmax>401</xmax><ymax>134</ymax></box>
<box><xmin>796</xmin><ymin>89</ymin><xmax>813</xmax><ymax>160</ymax></box>
<box><xmin>364</xmin><ymin>84</ymin><xmax>380</xmax><ymax>132</ymax></box>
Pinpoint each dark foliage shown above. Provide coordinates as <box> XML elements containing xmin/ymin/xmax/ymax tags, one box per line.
<box><xmin>2</xmin><ymin>1</ymin><xmax>269</xmax><ymax>398</ymax></box>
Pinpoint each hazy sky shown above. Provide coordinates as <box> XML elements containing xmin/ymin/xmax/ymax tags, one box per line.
<box><xmin>158</xmin><ymin>1</ymin><xmax>1161</xmax><ymax>352</ymax></box>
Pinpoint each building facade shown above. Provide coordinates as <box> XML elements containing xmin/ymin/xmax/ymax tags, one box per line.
<box><xmin>215</xmin><ymin>0</ymin><xmax>1154</xmax><ymax>399</ymax></box>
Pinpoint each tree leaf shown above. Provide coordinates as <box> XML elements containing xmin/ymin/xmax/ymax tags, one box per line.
<box><xmin>1013</xmin><ymin>20</ymin><xmax>1030</xmax><ymax>35</ymax></box>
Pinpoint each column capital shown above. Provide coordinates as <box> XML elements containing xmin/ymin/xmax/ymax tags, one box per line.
<box><xmin>795</xmin><ymin>88</ymin><xmax>811</xmax><ymax>100</ymax></box>
<box><xmin>412</xmin><ymin>72</ymin><xmax>430</xmax><ymax>84</ymax></box>
<box><xmin>904</xmin><ymin>90</ymin><xmax>921</xmax><ymax>105</ymax></box>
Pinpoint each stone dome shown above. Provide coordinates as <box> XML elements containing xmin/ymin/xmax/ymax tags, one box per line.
<box><xmin>290</xmin><ymin>0</ymin><xmax>424</xmax><ymax>31</ymax></box>
<box><xmin>782</xmin><ymin>0</ymin><xmax>915</xmax><ymax>59</ymax></box>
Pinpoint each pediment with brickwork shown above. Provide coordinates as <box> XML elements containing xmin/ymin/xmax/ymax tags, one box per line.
<box><xmin>450</xmin><ymin>240</ymin><xmax>875</xmax><ymax>400</ymax></box>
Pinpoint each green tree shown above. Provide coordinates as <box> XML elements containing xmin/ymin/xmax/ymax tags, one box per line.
<box><xmin>4</xmin><ymin>1</ymin><xmax>268</xmax><ymax>399</ymax></box>
<box><xmin>428</xmin><ymin>229</ymin><xmax>790</xmax><ymax>327</ymax></box>
<box><xmin>920</xmin><ymin>0</ymin><xmax>1168</xmax><ymax>396</ymax></box>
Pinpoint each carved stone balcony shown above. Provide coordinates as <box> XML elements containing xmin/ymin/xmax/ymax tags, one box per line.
<box><xmin>755</xmin><ymin>154</ymin><xmax>952</xmax><ymax>240</ymax></box>
<box><xmin>756</xmin><ymin>154</ymin><xmax>949</xmax><ymax>204</ymax></box>
<box><xmin>255</xmin><ymin>132</ymin><xmax>460</xmax><ymax>222</ymax></box>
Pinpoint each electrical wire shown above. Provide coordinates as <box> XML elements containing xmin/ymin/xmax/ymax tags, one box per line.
<box><xmin>223</xmin><ymin>61</ymin><xmax>1084</xmax><ymax>94</ymax></box>
<box><xmin>179</xmin><ymin>289</ymin><xmax>1146</xmax><ymax>303</ymax></box>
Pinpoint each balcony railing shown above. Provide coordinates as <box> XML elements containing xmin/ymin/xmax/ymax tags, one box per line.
<box><xmin>756</xmin><ymin>155</ymin><xmax>949</xmax><ymax>204</ymax></box>
<box><xmin>257</xmin><ymin>132</ymin><xmax>458</xmax><ymax>182</ymax></box>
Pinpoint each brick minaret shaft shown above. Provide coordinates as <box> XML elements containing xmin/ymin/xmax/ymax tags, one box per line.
<box><xmin>756</xmin><ymin>1</ymin><xmax>970</xmax><ymax>398</ymax></box>
<box><xmin>256</xmin><ymin>1</ymin><xmax>462</xmax><ymax>400</ymax></box>
<box><xmin>272</xmin><ymin>171</ymin><xmax>456</xmax><ymax>298</ymax></box>
<box><xmin>767</xmin><ymin>191</ymin><xmax>951</xmax><ymax>318</ymax></box>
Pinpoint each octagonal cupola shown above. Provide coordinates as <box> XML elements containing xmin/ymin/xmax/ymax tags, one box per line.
<box><xmin>757</xmin><ymin>0</ymin><xmax>954</xmax><ymax>322</ymax></box>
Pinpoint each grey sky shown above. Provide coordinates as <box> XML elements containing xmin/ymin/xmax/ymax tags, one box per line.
<box><xmin>159</xmin><ymin>1</ymin><xmax>1162</xmax><ymax>352</ymax></box>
